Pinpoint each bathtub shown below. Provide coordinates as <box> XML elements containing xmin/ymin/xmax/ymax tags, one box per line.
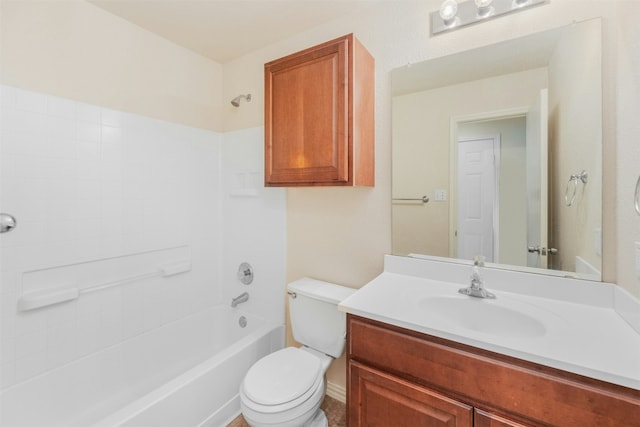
<box><xmin>0</xmin><ymin>306</ymin><xmax>284</xmax><ymax>427</ymax></box>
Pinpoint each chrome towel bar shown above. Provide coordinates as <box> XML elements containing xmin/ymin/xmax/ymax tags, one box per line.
<box><xmin>392</xmin><ymin>195</ymin><xmax>430</xmax><ymax>204</ymax></box>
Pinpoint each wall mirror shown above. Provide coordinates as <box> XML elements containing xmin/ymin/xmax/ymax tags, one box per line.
<box><xmin>391</xmin><ymin>18</ymin><xmax>602</xmax><ymax>280</ymax></box>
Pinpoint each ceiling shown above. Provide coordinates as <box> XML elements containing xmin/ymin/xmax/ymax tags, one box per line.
<box><xmin>89</xmin><ymin>0</ymin><xmax>378</xmax><ymax>63</ymax></box>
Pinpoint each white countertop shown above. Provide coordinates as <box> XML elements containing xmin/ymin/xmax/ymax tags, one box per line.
<box><xmin>339</xmin><ymin>256</ymin><xmax>640</xmax><ymax>390</ymax></box>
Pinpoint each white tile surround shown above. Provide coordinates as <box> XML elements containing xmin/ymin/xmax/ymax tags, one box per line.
<box><xmin>0</xmin><ymin>85</ymin><xmax>286</xmax><ymax>391</ymax></box>
<box><xmin>221</xmin><ymin>127</ymin><xmax>287</xmax><ymax>325</ymax></box>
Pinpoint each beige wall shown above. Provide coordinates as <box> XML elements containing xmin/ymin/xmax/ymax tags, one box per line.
<box><xmin>614</xmin><ymin>1</ymin><xmax>640</xmax><ymax>297</ymax></box>
<box><xmin>0</xmin><ymin>0</ymin><xmax>224</xmax><ymax>131</ymax></box>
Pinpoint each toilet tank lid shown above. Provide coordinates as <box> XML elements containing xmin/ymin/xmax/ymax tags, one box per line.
<box><xmin>287</xmin><ymin>278</ymin><xmax>356</xmax><ymax>304</ymax></box>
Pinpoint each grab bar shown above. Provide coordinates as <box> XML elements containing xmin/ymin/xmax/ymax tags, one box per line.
<box><xmin>392</xmin><ymin>195</ymin><xmax>430</xmax><ymax>204</ymax></box>
<box><xmin>17</xmin><ymin>260</ymin><xmax>191</xmax><ymax>312</ymax></box>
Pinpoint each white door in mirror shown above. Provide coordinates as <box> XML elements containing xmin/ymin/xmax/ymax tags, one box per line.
<box><xmin>457</xmin><ymin>136</ymin><xmax>499</xmax><ymax>262</ymax></box>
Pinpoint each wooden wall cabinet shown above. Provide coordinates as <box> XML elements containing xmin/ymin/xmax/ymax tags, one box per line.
<box><xmin>264</xmin><ymin>34</ymin><xmax>374</xmax><ymax>187</ymax></box>
<box><xmin>347</xmin><ymin>315</ymin><xmax>640</xmax><ymax>427</ymax></box>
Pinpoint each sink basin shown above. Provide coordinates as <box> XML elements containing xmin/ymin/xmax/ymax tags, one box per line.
<box><xmin>419</xmin><ymin>296</ymin><xmax>547</xmax><ymax>338</ymax></box>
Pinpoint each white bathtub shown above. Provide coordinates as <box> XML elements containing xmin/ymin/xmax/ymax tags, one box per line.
<box><xmin>0</xmin><ymin>306</ymin><xmax>284</xmax><ymax>427</ymax></box>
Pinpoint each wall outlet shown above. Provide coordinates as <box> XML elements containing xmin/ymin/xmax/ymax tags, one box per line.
<box><xmin>434</xmin><ymin>189</ymin><xmax>448</xmax><ymax>201</ymax></box>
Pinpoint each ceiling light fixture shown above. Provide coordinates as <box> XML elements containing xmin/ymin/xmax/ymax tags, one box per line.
<box><xmin>431</xmin><ymin>0</ymin><xmax>548</xmax><ymax>35</ymax></box>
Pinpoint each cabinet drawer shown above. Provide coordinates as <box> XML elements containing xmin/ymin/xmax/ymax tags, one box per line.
<box><xmin>349</xmin><ymin>361</ymin><xmax>473</xmax><ymax>427</ymax></box>
<box><xmin>348</xmin><ymin>315</ymin><xmax>640</xmax><ymax>427</ymax></box>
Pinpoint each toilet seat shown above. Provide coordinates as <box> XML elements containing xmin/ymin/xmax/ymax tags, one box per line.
<box><xmin>241</xmin><ymin>347</ymin><xmax>323</xmax><ymax>413</ymax></box>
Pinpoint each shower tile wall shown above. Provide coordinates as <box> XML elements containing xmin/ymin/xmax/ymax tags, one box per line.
<box><xmin>0</xmin><ymin>85</ymin><xmax>282</xmax><ymax>391</ymax></box>
<box><xmin>221</xmin><ymin>127</ymin><xmax>286</xmax><ymax>326</ymax></box>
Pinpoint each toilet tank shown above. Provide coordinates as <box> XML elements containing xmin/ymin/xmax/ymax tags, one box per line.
<box><xmin>288</xmin><ymin>278</ymin><xmax>356</xmax><ymax>358</ymax></box>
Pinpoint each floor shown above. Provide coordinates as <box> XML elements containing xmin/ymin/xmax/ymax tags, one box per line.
<box><xmin>227</xmin><ymin>395</ymin><xmax>346</xmax><ymax>427</ymax></box>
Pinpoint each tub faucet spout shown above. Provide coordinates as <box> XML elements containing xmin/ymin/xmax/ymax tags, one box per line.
<box><xmin>231</xmin><ymin>292</ymin><xmax>249</xmax><ymax>308</ymax></box>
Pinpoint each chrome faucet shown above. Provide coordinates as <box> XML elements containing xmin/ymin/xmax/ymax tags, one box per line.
<box><xmin>231</xmin><ymin>292</ymin><xmax>250</xmax><ymax>307</ymax></box>
<box><xmin>458</xmin><ymin>256</ymin><xmax>496</xmax><ymax>299</ymax></box>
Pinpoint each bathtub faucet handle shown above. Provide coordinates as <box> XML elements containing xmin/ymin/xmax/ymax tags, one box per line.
<box><xmin>237</xmin><ymin>263</ymin><xmax>254</xmax><ymax>285</ymax></box>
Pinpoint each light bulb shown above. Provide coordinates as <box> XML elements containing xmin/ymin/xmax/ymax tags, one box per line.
<box><xmin>439</xmin><ymin>0</ymin><xmax>458</xmax><ymax>26</ymax></box>
<box><xmin>475</xmin><ymin>0</ymin><xmax>494</xmax><ymax>17</ymax></box>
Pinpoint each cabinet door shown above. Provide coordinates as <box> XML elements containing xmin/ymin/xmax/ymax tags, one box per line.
<box><xmin>265</xmin><ymin>37</ymin><xmax>349</xmax><ymax>185</ymax></box>
<box><xmin>475</xmin><ymin>409</ymin><xmax>534</xmax><ymax>427</ymax></box>
<box><xmin>349</xmin><ymin>361</ymin><xmax>473</xmax><ymax>427</ymax></box>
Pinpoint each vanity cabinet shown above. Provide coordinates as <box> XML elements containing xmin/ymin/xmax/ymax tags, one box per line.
<box><xmin>264</xmin><ymin>34</ymin><xmax>374</xmax><ymax>187</ymax></box>
<box><xmin>347</xmin><ymin>315</ymin><xmax>640</xmax><ymax>427</ymax></box>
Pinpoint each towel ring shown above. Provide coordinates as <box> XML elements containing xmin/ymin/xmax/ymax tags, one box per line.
<box><xmin>564</xmin><ymin>170</ymin><xmax>588</xmax><ymax>207</ymax></box>
<box><xmin>635</xmin><ymin>175</ymin><xmax>640</xmax><ymax>216</ymax></box>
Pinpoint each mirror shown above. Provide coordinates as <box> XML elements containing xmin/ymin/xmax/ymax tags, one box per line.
<box><xmin>391</xmin><ymin>18</ymin><xmax>602</xmax><ymax>280</ymax></box>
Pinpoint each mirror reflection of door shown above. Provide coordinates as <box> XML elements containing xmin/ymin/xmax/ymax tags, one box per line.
<box><xmin>457</xmin><ymin>136</ymin><xmax>499</xmax><ymax>262</ymax></box>
<box><xmin>454</xmin><ymin>114</ymin><xmax>528</xmax><ymax>267</ymax></box>
<box><xmin>454</xmin><ymin>94</ymin><xmax>548</xmax><ymax>268</ymax></box>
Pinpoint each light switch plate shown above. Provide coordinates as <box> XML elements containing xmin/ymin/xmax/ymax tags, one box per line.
<box><xmin>434</xmin><ymin>189</ymin><xmax>447</xmax><ymax>201</ymax></box>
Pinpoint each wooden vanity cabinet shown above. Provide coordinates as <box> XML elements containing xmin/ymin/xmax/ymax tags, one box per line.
<box><xmin>264</xmin><ymin>34</ymin><xmax>374</xmax><ymax>187</ymax></box>
<box><xmin>347</xmin><ymin>315</ymin><xmax>640</xmax><ymax>427</ymax></box>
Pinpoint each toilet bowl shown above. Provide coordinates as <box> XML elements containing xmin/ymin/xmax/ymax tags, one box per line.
<box><xmin>240</xmin><ymin>347</ymin><xmax>332</xmax><ymax>427</ymax></box>
<box><xmin>239</xmin><ymin>278</ymin><xmax>355</xmax><ymax>427</ymax></box>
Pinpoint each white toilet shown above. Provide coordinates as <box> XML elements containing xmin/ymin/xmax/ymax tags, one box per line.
<box><xmin>239</xmin><ymin>278</ymin><xmax>355</xmax><ymax>427</ymax></box>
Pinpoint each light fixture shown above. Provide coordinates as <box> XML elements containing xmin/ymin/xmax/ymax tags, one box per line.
<box><xmin>439</xmin><ymin>0</ymin><xmax>459</xmax><ymax>27</ymax></box>
<box><xmin>474</xmin><ymin>0</ymin><xmax>494</xmax><ymax>17</ymax></box>
<box><xmin>431</xmin><ymin>0</ymin><xmax>548</xmax><ymax>35</ymax></box>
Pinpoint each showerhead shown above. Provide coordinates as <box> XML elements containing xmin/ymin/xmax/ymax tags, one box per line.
<box><xmin>231</xmin><ymin>93</ymin><xmax>252</xmax><ymax>107</ymax></box>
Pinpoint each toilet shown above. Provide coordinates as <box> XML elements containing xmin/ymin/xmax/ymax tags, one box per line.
<box><xmin>239</xmin><ymin>278</ymin><xmax>355</xmax><ymax>427</ymax></box>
